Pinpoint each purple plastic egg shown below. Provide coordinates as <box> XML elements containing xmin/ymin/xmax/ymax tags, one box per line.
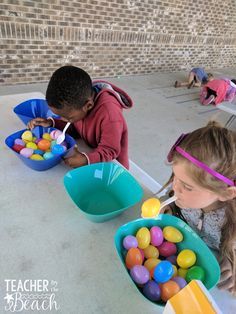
<box><xmin>130</xmin><ymin>265</ymin><xmax>150</xmax><ymax>285</ymax></box>
<box><xmin>19</xmin><ymin>147</ymin><xmax>34</xmax><ymax>158</ymax></box>
<box><xmin>143</xmin><ymin>280</ymin><xmax>161</xmax><ymax>301</ymax></box>
<box><xmin>166</xmin><ymin>255</ymin><xmax>177</xmax><ymax>265</ymax></box>
<box><xmin>150</xmin><ymin>226</ymin><xmax>163</xmax><ymax>247</ymax></box>
<box><xmin>123</xmin><ymin>235</ymin><xmax>138</xmax><ymax>250</ymax></box>
<box><xmin>172</xmin><ymin>276</ymin><xmax>187</xmax><ymax>289</ymax></box>
<box><xmin>14</xmin><ymin>138</ymin><xmax>25</xmax><ymax>146</ymax></box>
<box><xmin>157</xmin><ymin>241</ymin><xmax>177</xmax><ymax>257</ymax></box>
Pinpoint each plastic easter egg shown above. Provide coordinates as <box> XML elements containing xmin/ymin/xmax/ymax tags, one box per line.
<box><xmin>21</xmin><ymin>130</ymin><xmax>33</xmax><ymax>142</ymax></box>
<box><xmin>158</xmin><ymin>241</ymin><xmax>177</xmax><ymax>257</ymax></box>
<box><xmin>50</xmin><ymin>140</ymin><xmax>57</xmax><ymax>148</ymax></box>
<box><xmin>141</xmin><ymin>198</ymin><xmax>160</xmax><ymax>218</ymax></box>
<box><xmin>144</xmin><ymin>258</ymin><xmax>161</xmax><ymax>271</ymax></box>
<box><xmin>38</xmin><ymin>139</ymin><xmax>51</xmax><ymax>151</ymax></box>
<box><xmin>42</xmin><ymin>133</ymin><xmax>52</xmax><ymax>141</ymax></box>
<box><xmin>130</xmin><ymin>265</ymin><xmax>150</xmax><ymax>285</ymax></box>
<box><xmin>26</xmin><ymin>142</ymin><xmax>38</xmax><ymax>150</ymax></box>
<box><xmin>154</xmin><ymin>261</ymin><xmax>174</xmax><ymax>283</ymax></box>
<box><xmin>160</xmin><ymin>280</ymin><xmax>180</xmax><ymax>302</ymax></box>
<box><xmin>30</xmin><ymin>154</ymin><xmax>44</xmax><ymax>160</ymax></box>
<box><xmin>136</xmin><ymin>227</ymin><xmax>150</xmax><ymax>249</ymax></box>
<box><xmin>12</xmin><ymin>144</ymin><xmax>25</xmax><ymax>153</ymax></box>
<box><xmin>171</xmin><ymin>276</ymin><xmax>187</xmax><ymax>289</ymax></box>
<box><xmin>123</xmin><ymin>235</ymin><xmax>138</xmax><ymax>250</ymax></box>
<box><xmin>186</xmin><ymin>266</ymin><xmax>205</xmax><ymax>283</ymax></box>
<box><xmin>166</xmin><ymin>255</ymin><xmax>177</xmax><ymax>265</ymax></box>
<box><xmin>50</xmin><ymin>130</ymin><xmax>57</xmax><ymax>140</ymax></box>
<box><xmin>172</xmin><ymin>265</ymin><xmax>178</xmax><ymax>277</ymax></box>
<box><xmin>35</xmin><ymin>138</ymin><xmax>42</xmax><ymax>144</ymax></box>
<box><xmin>177</xmin><ymin>249</ymin><xmax>196</xmax><ymax>269</ymax></box>
<box><xmin>20</xmin><ymin>147</ymin><xmax>33</xmax><ymax>158</ymax></box>
<box><xmin>52</xmin><ymin>144</ymin><xmax>66</xmax><ymax>155</ymax></box>
<box><xmin>32</xmin><ymin>136</ymin><xmax>37</xmax><ymax>142</ymax></box>
<box><xmin>138</xmin><ymin>248</ymin><xmax>145</xmax><ymax>263</ymax></box>
<box><xmin>43</xmin><ymin>152</ymin><xmax>54</xmax><ymax>160</ymax></box>
<box><xmin>14</xmin><ymin>138</ymin><xmax>25</xmax><ymax>146</ymax></box>
<box><xmin>150</xmin><ymin>226</ymin><xmax>163</xmax><ymax>246</ymax></box>
<box><xmin>34</xmin><ymin>149</ymin><xmax>44</xmax><ymax>156</ymax></box>
<box><xmin>177</xmin><ymin>268</ymin><xmax>188</xmax><ymax>279</ymax></box>
<box><xmin>50</xmin><ymin>129</ymin><xmax>63</xmax><ymax>140</ymax></box>
<box><xmin>144</xmin><ymin>245</ymin><xmax>159</xmax><ymax>259</ymax></box>
<box><xmin>125</xmin><ymin>248</ymin><xmax>143</xmax><ymax>270</ymax></box>
<box><xmin>143</xmin><ymin>280</ymin><xmax>161</xmax><ymax>301</ymax></box>
<box><xmin>163</xmin><ymin>226</ymin><xmax>183</xmax><ymax>243</ymax></box>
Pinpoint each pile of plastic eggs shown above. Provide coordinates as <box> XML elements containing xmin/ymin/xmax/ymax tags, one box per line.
<box><xmin>123</xmin><ymin>225</ymin><xmax>205</xmax><ymax>303</ymax></box>
<box><xmin>12</xmin><ymin>130</ymin><xmax>67</xmax><ymax>161</ymax></box>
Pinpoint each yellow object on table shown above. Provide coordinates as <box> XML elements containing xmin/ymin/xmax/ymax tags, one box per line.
<box><xmin>163</xmin><ymin>280</ymin><xmax>222</xmax><ymax>314</ymax></box>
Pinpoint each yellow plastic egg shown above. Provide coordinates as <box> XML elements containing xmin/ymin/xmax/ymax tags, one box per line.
<box><xmin>177</xmin><ymin>249</ymin><xmax>196</xmax><ymax>269</ymax></box>
<box><xmin>26</xmin><ymin>142</ymin><xmax>38</xmax><ymax>150</ymax></box>
<box><xmin>178</xmin><ymin>267</ymin><xmax>188</xmax><ymax>278</ymax></box>
<box><xmin>30</xmin><ymin>154</ymin><xmax>44</xmax><ymax>160</ymax></box>
<box><xmin>141</xmin><ymin>198</ymin><xmax>161</xmax><ymax>218</ymax></box>
<box><xmin>172</xmin><ymin>265</ymin><xmax>178</xmax><ymax>277</ymax></box>
<box><xmin>136</xmin><ymin>227</ymin><xmax>151</xmax><ymax>249</ymax></box>
<box><xmin>22</xmin><ymin>130</ymin><xmax>33</xmax><ymax>143</ymax></box>
<box><xmin>163</xmin><ymin>226</ymin><xmax>183</xmax><ymax>243</ymax></box>
<box><xmin>143</xmin><ymin>245</ymin><xmax>159</xmax><ymax>259</ymax></box>
<box><xmin>43</xmin><ymin>133</ymin><xmax>52</xmax><ymax>141</ymax></box>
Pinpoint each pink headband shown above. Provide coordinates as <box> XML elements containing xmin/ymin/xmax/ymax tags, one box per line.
<box><xmin>168</xmin><ymin>134</ymin><xmax>236</xmax><ymax>187</ymax></box>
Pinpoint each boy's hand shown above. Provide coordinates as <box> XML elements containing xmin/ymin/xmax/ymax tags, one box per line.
<box><xmin>27</xmin><ymin>118</ymin><xmax>52</xmax><ymax>130</ymax></box>
<box><xmin>63</xmin><ymin>147</ymin><xmax>88</xmax><ymax>168</ymax></box>
<box><xmin>217</xmin><ymin>257</ymin><xmax>234</xmax><ymax>293</ymax></box>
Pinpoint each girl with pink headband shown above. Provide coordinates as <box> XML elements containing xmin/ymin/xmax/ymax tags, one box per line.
<box><xmin>160</xmin><ymin>121</ymin><xmax>236</xmax><ymax>295</ymax></box>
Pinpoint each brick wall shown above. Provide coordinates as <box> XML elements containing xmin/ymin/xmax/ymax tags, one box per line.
<box><xmin>1</xmin><ymin>0</ymin><xmax>236</xmax><ymax>85</ymax></box>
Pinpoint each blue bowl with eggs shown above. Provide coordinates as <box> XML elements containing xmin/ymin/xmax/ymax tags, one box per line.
<box><xmin>64</xmin><ymin>162</ymin><xmax>144</xmax><ymax>222</ymax></box>
<box><xmin>114</xmin><ymin>214</ymin><xmax>220</xmax><ymax>306</ymax></box>
<box><xmin>13</xmin><ymin>98</ymin><xmax>59</xmax><ymax>125</ymax></box>
<box><xmin>5</xmin><ymin>127</ymin><xmax>76</xmax><ymax>171</ymax></box>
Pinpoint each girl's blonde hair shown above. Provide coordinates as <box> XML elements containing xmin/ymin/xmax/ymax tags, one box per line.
<box><xmin>163</xmin><ymin>121</ymin><xmax>236</xmax><ymax>265</ymax></box>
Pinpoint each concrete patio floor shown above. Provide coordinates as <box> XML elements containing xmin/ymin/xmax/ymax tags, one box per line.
<box><xmin>1</xmin><ymin>69</ymin><xmax>236</xmax><ymax>313</ymax></box>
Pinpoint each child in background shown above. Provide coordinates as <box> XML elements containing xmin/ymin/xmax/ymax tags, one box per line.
<box><xmin>160</xmin><ymin>121</ymin><xmax>236</xmax><ymax>294</ymax></box>
<box><xmin>200</xmin><ymin>78</ymin><xmax>236</xmax><ymax>105</ymax></box>
<box><xmin>27</xmin><ymin>65</ymin><xmax>133</xmax><ymax>169</ymax></box>
<box><xmin>174</xmin><ymin>67</ymin><xmax>213</xmax><ymax>89</ymax></box>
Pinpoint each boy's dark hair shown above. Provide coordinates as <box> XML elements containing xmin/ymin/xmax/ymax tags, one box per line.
<box><xmin>46</xmin><ymin>66</ymin><xmax>93</xmax><ymax>109</ymax></box>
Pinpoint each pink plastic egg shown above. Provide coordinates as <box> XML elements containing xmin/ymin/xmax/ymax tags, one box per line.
<box><xmin>150</xmin><ymin>226</ymin><xmax>163</xmax><ymax>247</ymax></box>
<box><xmin>19</xmin><ymin>148</ymin><xmax>34</xmax><ymax>158</ymax></box>
<box><xmin>157</xmin><ymin>241</ymin><xmax>177</xmax><ymax>257</ymax></box>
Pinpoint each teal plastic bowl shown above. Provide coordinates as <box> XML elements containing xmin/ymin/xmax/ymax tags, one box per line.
<box><xmin>64</xmin><ymin>162</ymin><xmax>144</xmax><ymax>222</ymax></box>
<box><xmin>114</xmin><ymin>214</ymin><xmax>220</xmax><ymax>306</ymax></box>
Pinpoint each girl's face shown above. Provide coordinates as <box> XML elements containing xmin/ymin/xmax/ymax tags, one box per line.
<box><xmin>172</xmin><ymin>162</ymin><xmax>220</xmax><ymax>210</ymax></box>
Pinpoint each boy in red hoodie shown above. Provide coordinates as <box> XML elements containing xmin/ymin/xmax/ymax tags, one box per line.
<box><xmin>27</xmin><ymin>66</ymin><xmax>133</xmax><ymax>169</ymax></box>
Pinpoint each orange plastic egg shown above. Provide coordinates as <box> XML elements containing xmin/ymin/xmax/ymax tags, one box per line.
<box><xmin>144</xmin><ymin>258</ymin><xmax>161</xmax><ymax>271</ymax></box>
<box><xmin>160</xmin><ymin>280</ymin><xmax>180</xmax><ymax>302</ymax></box>
<box><xmin>37</xmin><ymin>139</ymin><xmax>51</xmax><ymax>151</ymax></box>
<box><xmin>125</xmin><ymin>248</ymin><xmax>143</xmax><ymax>270</ymax></box>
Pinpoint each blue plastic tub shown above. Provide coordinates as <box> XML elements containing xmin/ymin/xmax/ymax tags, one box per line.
<box><xmin>5</xmin><ymin>127</ymin><xmax>76</xmax><ymax>171</ymax></box>
<box><xmin>13</xmin><ymin>98</ymin><xmax>59</xmax><ymax>125</ymax></box>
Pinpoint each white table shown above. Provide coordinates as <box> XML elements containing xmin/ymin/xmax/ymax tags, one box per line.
<box><xmin>217</xmin><ymin>101</ymin><xmax>236</xmax><ymax>127</ymax></box>
<box><xmin>0</xmin><ymin>92</ymin><xmax>235</xmax><ymax>313</ymax></box>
